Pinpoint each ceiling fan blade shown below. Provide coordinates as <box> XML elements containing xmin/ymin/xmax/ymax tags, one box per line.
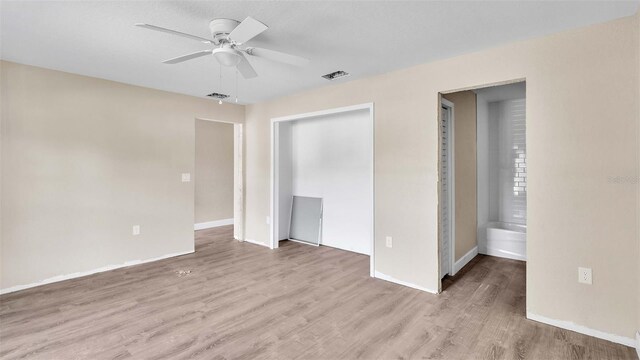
<box><xmin>228</xmin><ymin>17</ymin><xmax>268</xmax><ymax>44</ymax></box>
<box><xmin>135</xmin><ymin>23</ymin><xmax>213</xmax><ymax>43</ymax></box>
<box><xmin>162</xmin><ymin>50</ymin><xmax>213</xmax><ymax>64</ymax></box>
<box><xmin>236</xmin><ymin>53</ymin><xmax>258</xmax><ymax>79</ymax></box>
<box><xmin>245</xmin><ymin>47</ymin><xmax>309</xmax><ymax>67</ymax></box>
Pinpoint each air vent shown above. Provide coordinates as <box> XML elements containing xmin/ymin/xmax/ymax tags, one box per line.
<box><xmin>322</xmin><ymin>70</ymin><xmax>350</xmax><ymax>81</ymax></box>
<box><xmin>206</xmin><ymin>92</ymin><xmax>230</xmax><ymax>100</ymax></box>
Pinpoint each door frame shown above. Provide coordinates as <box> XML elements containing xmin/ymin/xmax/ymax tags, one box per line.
<box><xmin>270</xmin><ymin>103</ymin><xmax>375</xmax><ymax>276</ymax></box>
<box><xmin>195</xmin><ymin>118</ymin><xmax>244</xmax><ymax>241</ymax></box>
<box><xmin>439</xmin><ymin>98</ymin><xmax>456</xmax><ymax>280</ymax></box>
<box><xmin>438</xmin><ymin>78</ymin><xmax>527</xmax><ymax>292</ymax></box>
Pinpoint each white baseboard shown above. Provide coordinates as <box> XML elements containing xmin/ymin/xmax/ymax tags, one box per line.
<box><xmin>526</xmin><ymin>311</ymin><xmax>635</xmax><ymax>347</ymax></box>
<box><xmin>242</xmin><ymin>238</ymin><xmax>271</xmax><ymax>248</ymax></box>
<box><xmin>374</xmin><ymin>271</ymin><xmax>438</xmax><ymax>294</ymax></box>
<box><xmin>194</xmin><ymin>218</ymin><xmax>234</xmax><ymax>230</ymax></box>
<box><xmin>452</xmin><ymin>246</ymin><xmax>478</xmax><ymax>275</ymax></box>
<box><xmin>636</xmin><ymin>331</ymin><xmax>639</xmax><ymax>359</ymax></box>
<box><xmin>0</xmin><ymin>250</ymin><xmax>194</xmax><ymax>295</ymax></box>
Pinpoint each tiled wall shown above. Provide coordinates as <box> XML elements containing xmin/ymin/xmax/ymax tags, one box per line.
<box><xmin>507</xmin><ymin>99</ymin><xmax>527</xmax><ymax>224</ymax></box>
<box><xmin>488</xmin><ymin>98</ymin><xmax>527</xmax><ymax>225</ymax></box>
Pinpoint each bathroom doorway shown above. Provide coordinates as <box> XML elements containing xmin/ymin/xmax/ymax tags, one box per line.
<box><xmin>439</xmin><ymin>80</ymin><xmax>527</xmax><ymax>289</ymax></box>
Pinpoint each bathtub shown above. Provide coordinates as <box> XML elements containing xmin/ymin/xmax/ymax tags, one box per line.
<box><xmin>485</xmin><ymin>221</ymin><xmax>526</xmax><ymax>261</ymax></box>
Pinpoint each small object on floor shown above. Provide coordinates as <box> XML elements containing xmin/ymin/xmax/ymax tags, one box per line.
<box><xmin>176</xmin><ymin>270</ymin><xmax>192</xmax><ymax>277</ymax></box>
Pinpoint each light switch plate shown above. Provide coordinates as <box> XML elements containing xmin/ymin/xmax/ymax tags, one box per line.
<box><xmin>385</xmin><ymin>236</ymin><xmax>393</xmax><ymax>248</ymax></box>
<box><xmin>578</xmin><ymin>267</ymin><xmax>592</xmax><ymax>284</ymax></box>
<box><xmin>181</xmin><ymin>173</ymin><xmax>191</xmax><ymax>182</ymax></box>
<box><xmin>132</xmin><ymin>225</ymin><xmax>140</xmax><ymax>236</ymax></box>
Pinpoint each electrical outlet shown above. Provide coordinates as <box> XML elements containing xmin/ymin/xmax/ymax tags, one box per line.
<box><xmin>385</xmin><ymin>236</ymin><xmax>393</xmax><ymax>248</ymax></box>
<box><xmin>132</xmin><ymin>225</ymin><xmax>140</xmax><ymax>236</ymax></box>
<box><xmin>181</xmin><ymin>173</ymin><xmax>191</xmax><ymax>182</ymax></box>
<box><xmin>578</xmin><ymin>267</ymin><xmax>592</xmax><ymax>284</ymax></box>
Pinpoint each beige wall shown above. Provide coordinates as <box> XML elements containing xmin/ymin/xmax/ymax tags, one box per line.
<box><xmin>195</xmin><ymin>120</ymin><xmax>234</xmax><ymax>224</ymax></box>
<box><xmin>637</xmin><ymin>10</ymin><xmax>640</xmax><ymax>342</ymax></box>
<box><xmin>0</xmin><ymin>61</ymin><xmax>244</xmax><ymax>290</ymax></box>
<box><xmin>442</xmin><ymin>91</ymin><xmax>477</xmax><ymax>262</ymax></box>
<box><xmin>245</xmin><ymin>14</ymin><xmax>639</xmax><ymax>339</ymax></box>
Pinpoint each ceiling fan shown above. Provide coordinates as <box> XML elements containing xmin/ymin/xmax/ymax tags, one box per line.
<box><xmin>135</xmin><ymin>17</ymin><xmax>309</xmax><ymax>79</ymax></box>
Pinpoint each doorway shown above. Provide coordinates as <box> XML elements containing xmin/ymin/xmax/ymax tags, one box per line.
<box><xmin>438</xmin><ymin>80</ymin><xmax>527</xmax><ymax>290</ymax></box>
<box><xmin>194</xmin><ymin>119</ymin><xmax>244</xmax><ymax>241</ymax></box>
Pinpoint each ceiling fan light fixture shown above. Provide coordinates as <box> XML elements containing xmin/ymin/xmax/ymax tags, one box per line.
<box><xmin>212</xmin><ymin>47</ymin><xmax>242</xmax><ymax>67</ymax></box>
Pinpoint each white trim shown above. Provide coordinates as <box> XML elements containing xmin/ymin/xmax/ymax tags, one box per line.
<box><xmin>0</xmin><ymin>250</ymin><xmax>194</xmax><ymax>295</ymax></box>
<box><xmin>195</xmin><ymin>117</ymin><xmax>238</xmax><ymax>125</ymax></box>
<box><xmin>287</xmin><ymin>238</ymin><xmax>321</xmax><ymax>247</ymax></box>
<box><xmin>635</xmin><ymin>331</ymin><xmax>639</xmax><ymax>359</ymax></box>
<box><xmin>526</xmin><ymin>311</ymin><xmax>635</xmax><ymax>347</ymax></box>
<box><xmin>369</xmin><ymin>104</ymin><xmax>376</xmax><ymax>277</ymax></box>
<box><xmin>374</xmin><ymin>271</ymin><xmax>438</xmax><ymax>294</ymax></box>
<box><xmin>194</xmin><ymin>118</ymin><xmax>243</xmax><ymax>241</ymax></box>
<box><xmin>453</xmin><ymin>246</ymin><xmax>478</xmax><ymax>275</ymax></box>
<box><xmin>242</xmin><ymin>238</ymin><xmax>271</xmax><ymax>248</ymax></box>
<box><xmin>270</xmin><ymin>103</ymin><xmax>375</xmax><ymax>277</ymax></box>
<box><xmin>271</xmin><ymin>103</ymin><xmax>373</xmax><ymax>123</ymax></box>
<box><xmin>270</xmin><ymin>117</ymin><xmax>277</xmax><ymax>250</ymax></box>
<box><xmin>441</xmin><ymin>78</ymin><xmax>527</xmax><ymax>95</ymax></box>
<box><xmin>194</xmin><ymin>218</ymin><xmax>234</xmax><ymax>230</ymax></box>
<box><xmin>233</xmin><ymin>123</ymin><xmax>244</xmax><ymax>241</ymax></box>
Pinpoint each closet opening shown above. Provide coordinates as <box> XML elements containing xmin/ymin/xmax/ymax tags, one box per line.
<box><xmin>270</xmin><ymin>103</ymin><xmax>375</xmax><ymax>276</ymax></box>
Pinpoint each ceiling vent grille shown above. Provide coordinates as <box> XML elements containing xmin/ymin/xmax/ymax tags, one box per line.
<box><xmin>322</xmin><ymin>70</ymin><xmax>350</xmax><ymax>80</ymax></box>
<box><xmin>206</xmin><ymin>92</ymin><xmax>230</xmax><ymax>99</ymax></box>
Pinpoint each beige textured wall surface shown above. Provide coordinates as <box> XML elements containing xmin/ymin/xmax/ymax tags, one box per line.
<box><xmin>442</xmin><ymin>91</ymin><xmax>477</xmax><ymax>262</ymax></box>
<box><xmin>636</xmin><ymin>10</ymin><xmax>640</xmax><ymax>341</ymax></box>
<box><xmin>195</xmin><ymin>120</ymin><xmax>234</xmax><ymax>224</ymax></box>
<box><xmin>245</xmin><ymin>15</ymin><xmax>639</xmax><ymax>339</ymax></box>
<box><xmin>0</xmin><ymin>61</ymin><xmax>244</xmax><ymax>290</ymax></box>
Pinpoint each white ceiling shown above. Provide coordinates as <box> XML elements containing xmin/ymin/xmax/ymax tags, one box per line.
<box><xmin>1</xmin><ymin>1</ymin><xmax>638</xmax><ymax>104</ymax></box>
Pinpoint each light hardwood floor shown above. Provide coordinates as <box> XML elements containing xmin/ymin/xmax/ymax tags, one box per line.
<box><xmin>0</xmin><ymin>225</ymin><xmax>637</xmax><ymax>359</ymax></box>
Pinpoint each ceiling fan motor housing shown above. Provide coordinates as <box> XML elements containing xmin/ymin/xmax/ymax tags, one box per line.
<box><xmin>209</xmin><ymin>18</ymin><xmax>240</xmax><ymax>44</ymax></box>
